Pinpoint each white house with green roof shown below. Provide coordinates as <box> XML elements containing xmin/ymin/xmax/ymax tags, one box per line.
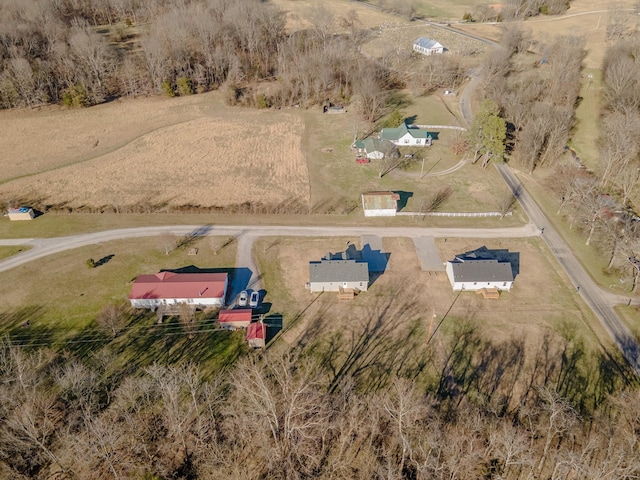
<box><xmin>353</xmin><ymin>137</ymin><xmax>397</xmax><ymax>160</ymax></box>
<box><xmin>380</xmin><ymin>123</ymin><xmax>433</xmax><ymax>147</ymax></box>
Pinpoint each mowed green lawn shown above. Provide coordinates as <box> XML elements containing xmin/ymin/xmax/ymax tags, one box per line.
<box><xmin>0</xmin><ymin>236</ymin><xmax>246</xmax><ymax>374</ymax></box>
<box><xmin>0</xmin><ymin>245</ymin><xmax>30</xmax><ymax>260</ymax></box>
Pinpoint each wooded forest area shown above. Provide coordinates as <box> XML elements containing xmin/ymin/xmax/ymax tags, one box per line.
<box><xmin>0</xmin><ymin>0</ymin><xmax>400</xmax><ymax>114</ymax></box>
<box><xmin>0</xmin><ymin>312</ymin><xmax>638</xmax><ymax>480</ymax></box>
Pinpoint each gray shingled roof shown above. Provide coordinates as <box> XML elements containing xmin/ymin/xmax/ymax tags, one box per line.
<box><xmin>309</xmin><ymin>259</ymin><xmax>369</xmax><ymax>283</ymax></box>
<box><xmin>450</xmin><ymin>259</ymin><xmax>514</xmax><ymax>283</ymax></box>
<box><xmin>414</xmin><ymin>37</ymin><xmax>443</xmax><ymax>50</ymax></box>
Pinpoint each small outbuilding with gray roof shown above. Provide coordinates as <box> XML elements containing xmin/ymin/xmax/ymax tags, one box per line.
<box><xmin>308</xmin><ymin>258</ymin><xmax>369</xmax><ymax>292</ymax></box>
<box><xmin>446</xmin><ymin>247</ymin><xmax>515</xmax><ymax>291</ymax></box>
<box><xmin>413</xmin><ymin>37</ymin><xmax>444</xmax><ymax>56</ymax></box>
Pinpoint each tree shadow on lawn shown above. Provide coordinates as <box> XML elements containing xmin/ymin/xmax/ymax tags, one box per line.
<box><xmin>306</xmin><ymin>291</ymin><xmax>430</xmax><ymax>394</ymax></box>
<box><xmin>0</xmin><ymin>305</ymin><xmax>56</xmax><ymax>348</ymax></box>
<box><xmin>106</xmin><ymin>313</ymin><xmax>246</xmax><ymax>375</ymax></box>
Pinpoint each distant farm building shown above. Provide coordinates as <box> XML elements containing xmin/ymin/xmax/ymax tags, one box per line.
<box><xmin>308</xmin><ymin>257</ymin><xmax>369</xmax><ymax>293</ymax></box>
<box><xmin>413</xmin><ymin>37</ymin><xmax>444</xmax><ymax>56</ymax></box>
<box><xmin>353</xmin><ymin>137</ymin><xmax>397</xmax><ymax>160</ymax></box>
<box><xmin>129</xmin><ymin>272</ymin><xmax>228</xmax><ymax>309</ymax></box>
<box><xmin>7</xmin><ymin>207</ymin><xmax>35</xmax><ymax>221</ymax></box>
<box><xmin>361</xmin><ymin>191</ymin><xmax>400</xmax><ymax>217</ymax></box>
<box><xmin>218</xmin><ymin>309</ymin><xmax>252</xmax><ymax>330</ymax></box>
<box><xmin>445</xmin><ymin>247</ymin><xmax>515</xmax><ymax>292</ymax></box>
<box><xmin>246</xmin><ymin>321</ymin><xmax>267</xmax><ymax>348</ymax></box>
<box><xmin>381</xmin><ymin>123</ymin><xmax>433</xmax><ymax>147</ymax></box>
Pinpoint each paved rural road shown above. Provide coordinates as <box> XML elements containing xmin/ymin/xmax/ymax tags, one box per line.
<box><xmin>496</xmin><ymin>163</ymin><xmax>640</xmax><ymax>372</ymax></box>
<box><xmin>452</xmin><ymin>33</ymin><xmax>640</xmax><ymax>372</ymax></box>
<box><xmin>0</xmin><ymin>223</ymin><xmax>540</xmax><ymax>276</ymax></box>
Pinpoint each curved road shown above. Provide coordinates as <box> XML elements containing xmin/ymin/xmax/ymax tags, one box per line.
<box><xmin>496</xmin><ymin>164</ymin><xmax>640</xmax><ymax>372</ymax></box>
<box><xmin>0</xmin><ymin>223</ymin><xmax>539</xmax><ymax>275</ymax></box>
<box><xmin>447</xmin><ymin>26</ymin><xmax>640</xmax><ymax>372</ymax></box>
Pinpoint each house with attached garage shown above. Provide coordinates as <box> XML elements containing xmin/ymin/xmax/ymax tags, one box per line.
<box><xmin>381</xmin><ymin>123</ymin><xmax>433</xmax><ymax>147</ymax></box>
<box><xmin>129</xmin><ymin>272</ymin><xmax>228</xmax><ymax>309</ymax></box>
<box><xmin>413</xmin><ymin>37</ymin><xmax>444</xmax><ymax>56</ymax></box>
<box><xmin>361</xmin><ymin>191</ymin><xmax>400</xmax><ymax>217</ymax></box>
<box><xmin>445</xmin><ymin>247</ymin><xmax>515</xmax><ymax>291</ymax></box>
<box><xmin>308</xmin><ymin>256</ymin><xmax>370</xmax><ymax>292</ymax></box>
<box><xmin>353</xmin><ymin>137</ymin><xmax>397</xmax><ymax>160</ymax></box>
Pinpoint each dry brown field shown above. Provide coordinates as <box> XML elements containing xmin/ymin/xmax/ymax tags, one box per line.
<box><xmin>256</xmin><ymin>236</ymin><xmax>605</xmax><ymax>351</ymax></box>
<box><xmin>0</xmin><ymin>93</ymin><xmax>310</xmax><ymax>211</ymax></box>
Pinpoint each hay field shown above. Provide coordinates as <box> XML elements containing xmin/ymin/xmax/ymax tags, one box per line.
<box><xmin>0</xmin><ymin>93</ymin><xmax>310</xmax><ymax>211</ymax></box>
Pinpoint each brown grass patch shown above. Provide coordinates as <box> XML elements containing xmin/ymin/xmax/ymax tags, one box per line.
<box><xmin>0</xmin><ymin>93</ymin><xmax>309</xmax><ymax>211</ymax></box>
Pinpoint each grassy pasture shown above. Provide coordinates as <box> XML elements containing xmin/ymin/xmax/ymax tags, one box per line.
<box><xmin>0</xmin><ymin>245</ymin><xmax>30</xmax><ymax>261</ymax></box>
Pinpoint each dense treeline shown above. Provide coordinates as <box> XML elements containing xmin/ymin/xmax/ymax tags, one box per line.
<box><xmin>482</xmin><ymin>25</ymin><xmax>585</xmax><ymax>173</ymax></box>
<box><xmin>545</xmin><ymin>37</ymin><xmax>640</xmax><ymax>290</ymax></box>
<box><xmin>0</xmin><ymin>0</ymin><xmax>389</xmax><ymax>115</ymax></box>
<box><xmin>0</xmin><ymin>309</ymin><xmax>638</xmax><ymax>480</ymax></box>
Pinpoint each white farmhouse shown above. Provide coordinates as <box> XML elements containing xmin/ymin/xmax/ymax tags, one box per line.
<box><xmin>361</xmin><ymin>191</ymin><xmax>400</xmax><ymax>217</ymax></box>
<box><xmin>413</xmin><ymin>37</ymin><xmax>444</xmax><ymax>56</ymax></box>
<box><xmin>380</xmin><ymin>123</ymin><xmax>433</xmax><ymax>147</ymax></box>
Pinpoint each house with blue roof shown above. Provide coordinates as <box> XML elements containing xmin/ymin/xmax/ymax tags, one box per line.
<box><xmin>413</xmin><ymin>37</ymin><xmax>444</xmax><ymax>56</ymax></box>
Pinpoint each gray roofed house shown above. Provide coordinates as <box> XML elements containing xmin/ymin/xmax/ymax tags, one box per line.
<box><xmin>445</xmin><ymin>247</ymin><xmax>515</xmax><ymax>291</ymax></box>
<box><xmin>413</xmin><ymin>37</ymin><xmax>444</xmax><ymax>56</ymax></box>
<box><xmin>308</xmin><ymin>259</ymin><xmax>369</xmax><ymax>292</ymax></box>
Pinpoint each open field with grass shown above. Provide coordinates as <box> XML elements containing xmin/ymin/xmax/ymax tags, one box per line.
<box><xmin>0</xmin><ymin>245</ymin><xmax>30</xmax><ymax>261</ymax></box>
<box><xmin>0</xmin><ymin>93</ymin><xmax>309</xmax><ymax>212</ymax></box>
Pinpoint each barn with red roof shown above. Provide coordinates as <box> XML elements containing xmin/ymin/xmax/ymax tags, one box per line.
<box><xmin>128</xmin><ymin>272</ymin><xmax>228</xmax><ymax>309</ymax></box>
<box><xmin>218</xmin><ymin>309</ymin><xmax>252</xmax><ymax>330</ymax></box>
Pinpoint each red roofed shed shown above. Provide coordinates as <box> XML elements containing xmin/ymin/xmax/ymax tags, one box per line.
<box><xmin>129</xmin><ymin>272</ymin><xmax>228</xmax><ymax>309</ymax></box>
<box><xmin>246</xmin><ymin>321</ymin><xmax>267</xmax><ymax>348</ymax></box>
<box><xmin>218</xmin><ymin>309</ymin><xmax>252</xmax><ymax>330</ymax></box>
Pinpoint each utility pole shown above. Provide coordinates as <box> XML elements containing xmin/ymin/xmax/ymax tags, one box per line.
<box><xmin>427</xmin><ymin>309</ymin><xmax>436</xmax><ymax>344</ymax></box>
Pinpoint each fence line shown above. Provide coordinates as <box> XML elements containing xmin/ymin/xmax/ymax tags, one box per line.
<box><xmin>396</xmin><ymin>211</ymin><xmax>512</xmax><ymax>217</ymax></box>
<box><xmin>416</xmin><ymin>125</ymin><xmax>467</xmax><ymax>131</ymax></box>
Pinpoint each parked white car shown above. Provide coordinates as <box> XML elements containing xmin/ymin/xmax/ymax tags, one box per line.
<box><xmin>249</xmin><ymin>291</ymin><xmax>260</xmax><ymax>308</ymax></box>
<box><xmin>238</xmin><ymin>290</ymin><xmax>248</xmax><ymax>307</ymax></box>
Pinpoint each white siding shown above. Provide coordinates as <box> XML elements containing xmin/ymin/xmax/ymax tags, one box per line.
<box><xmin>130</xmin><ymin>297</ymin><xmax>224</xmax><ymax>309</ymax></box>
<box><xmin>364</xmin><ymin>208</ymin><xmax>397</xmax><ymax>217</ymax></box>
<box><xmin>309</xmin><ymin>280</ymin><xmax>368</xmax><ymax>292</ymax></box>
<box><xmin>445</xmin><ymin>262</ymin><xmax>513</xmax><ymax>291</ymax></box>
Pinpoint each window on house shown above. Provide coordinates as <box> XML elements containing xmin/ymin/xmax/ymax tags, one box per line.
<box><xmin>404</xmin><ymin>139</ymin><xmax>409</xmax><ymax>144</ymax></box>
<box><xmin>473</xmin><ymin>282</ymin><xmax>477</xmax><ymax>285</ymax></box>
<box><xmin>503</xmin><ymin>282</ymin><xmax>507</xmax><ymax>286</ymax></box>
